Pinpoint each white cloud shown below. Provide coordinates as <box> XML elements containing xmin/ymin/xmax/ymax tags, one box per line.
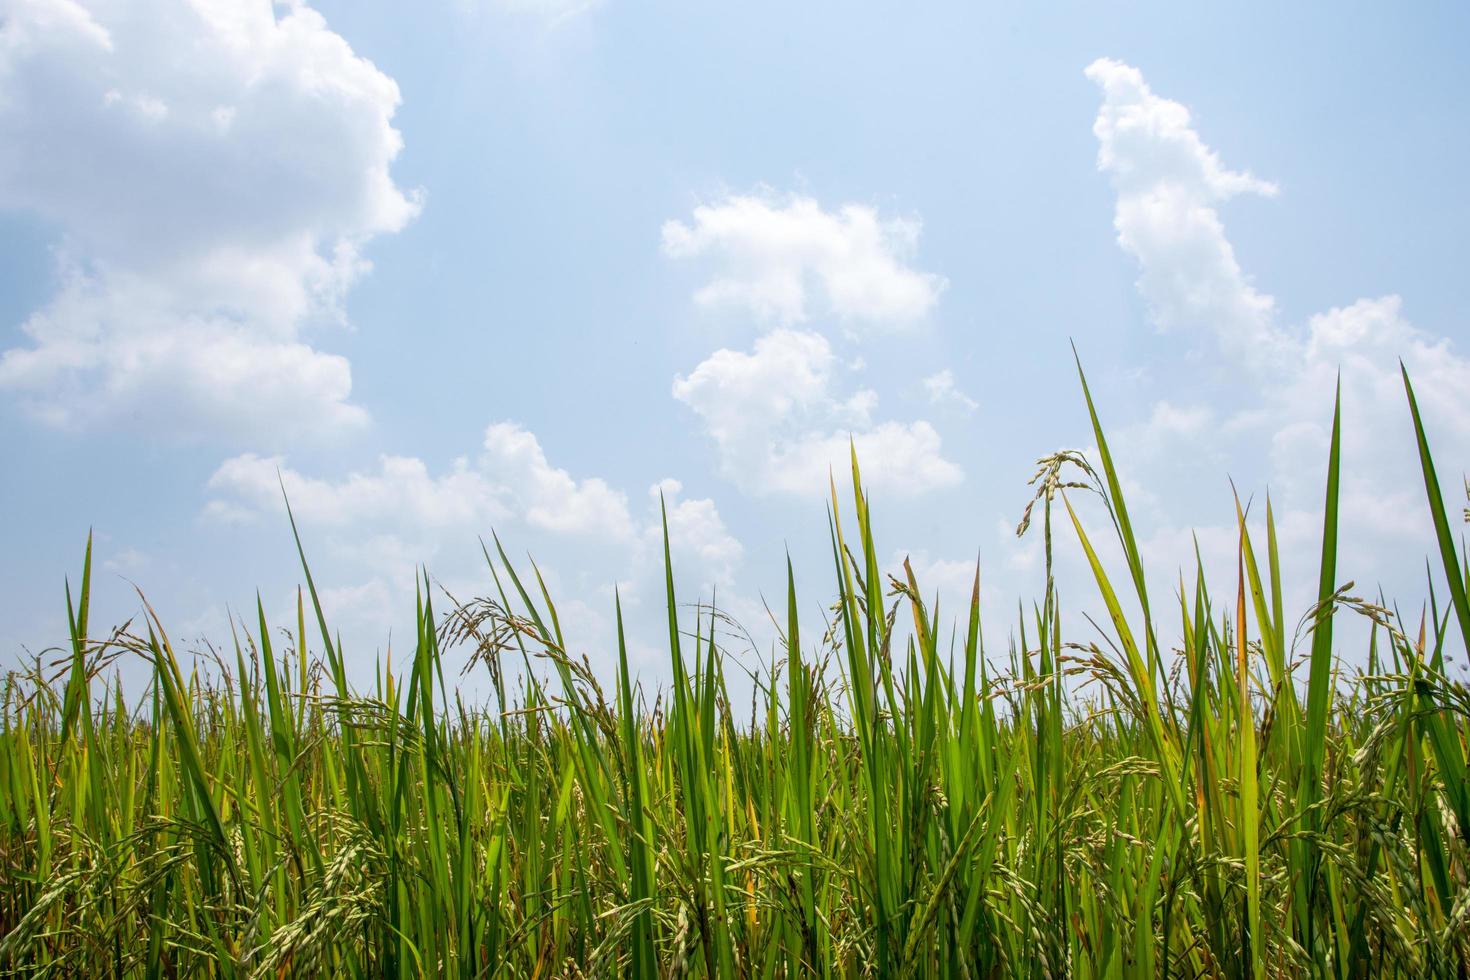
<box><xmin>101</xmin><ymin>546</ymin><xmax>149</xmax><ymax>575</ymax></box>
<box><xmin>672</xmin><ymin>329</ymin><xmax>963</xmax><ymax>497</ymax></box>
<box><xmin>206</xmin><ymin>421</ymin><xmax>744</xmax><ymax>591</ymax></box>
<box><xmin>1086</xmin><ymin>58</ymin><xmax>1285</xmax><ymax>368</ymax></box>
<box><xmin>317</xmin><ymin>578</ymin><xmax>398</xmax><ymax>636</ymax></box>
<box><xmin>481</xmin><ymin>423</ymin><xmax>636</xmax><ymax>538</ymax></box>
<box><xmin>922</xmin><ymin>368</ymin><xmax>978</xmax><ymax>414</ymax></box>
<box><xmin>0</xmin><ymin>0</ymin><xmax>419</xmax><ymax>441</ymax></box>
<box><xmin>662</xmin><ymin>191</ymin><xmax>946</xmax><ymax>328</ymax></box>
<box><xmin>208</xmin><ymin>421</ymin><xmax>636</xmax><ymax>540</ymax></box>
<box><xmin>642</xmin><ymin>479</ymin><xmax>744</xmax><ymax>587</ymax></box>
<box><xmin>662</xmin><ymin>190</ymin><xmax>957</xmax><ymax>501</ymax></box>
<box><xmin>1084</xmin><ymin>59</ymin><xmax>1470</xmax><ymax>618</ymax></box>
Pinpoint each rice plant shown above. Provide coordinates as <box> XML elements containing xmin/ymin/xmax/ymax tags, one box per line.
<box><xmin>3</xmin><ymin>364</ymin><xmax>1469</xmax><ymax>977</ymax></box>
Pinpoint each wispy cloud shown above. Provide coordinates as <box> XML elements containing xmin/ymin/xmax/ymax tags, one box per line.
<box><xmin>922</xmin><ymin>369</ymin><xmax>978</xmax><ymax>414</ymax></box>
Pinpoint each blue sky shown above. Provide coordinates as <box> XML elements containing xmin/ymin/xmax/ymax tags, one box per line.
<box><xmin>3</xmin><ymin>0</ymin><xmax>1468</xmax><ymax>682</ymax></box>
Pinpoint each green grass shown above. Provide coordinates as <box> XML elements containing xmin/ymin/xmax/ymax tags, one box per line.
<box><xmin>3</xmin><ymin>366</ymin><xmax>1470</xmax><ymax>977</ymax></box>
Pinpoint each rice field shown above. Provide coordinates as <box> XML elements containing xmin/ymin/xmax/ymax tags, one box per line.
<box><xmin>3</xmin><ymin>364</ymin><xmax>1469</xmax><ymax>978</ymax></box>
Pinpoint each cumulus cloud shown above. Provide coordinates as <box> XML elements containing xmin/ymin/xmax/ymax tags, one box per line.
<box><xmin>1087</xmin><ymin>58</ymin><xmax>1284</xmax><ymax>368</ymax></box>
<box><xmin>208</xmin><ymin>421</ymin><xmax>636</xmax><ymax>540</ymax></box>
<box><xmin>1084</xmin><ymin>58</ymin><xmax>1470</xmax><ymax>613</ymax></box>
<box><xmin>662</xmin><ymin>191</ymin><xmax>946</xmax><ymax>329</ymax></box>
<box><xmin>481</xmin><ymin>423</ymin><xmax>637</xmax><ymax>538</ymax></box>
<box><xmin>922</xmin><ymin>369</ymin><xmax>978</xmax><ymax>414</ymax></box>
<box><xmin>661</xmin><ymin>190</ymin><xmax>957</xmax><ymax>500</ymax></box>
<box><xmin>644</xmin><ymin>479</ymin><xmax>744</xmax><ymax>587</ymax></box>
<box><xmin>0</xmin><ymin>0</ymin><xmax>419</xmax><ymax>441</ymax></box>
<box><xmin>204</xmin><ymin>420</ymin><xmax>745</xmax><ymax>675</ymax></box>
<box><xmin>672</xmin><ymin>329</ymin><xmax>963</xmax><ymax>497</ymax></box>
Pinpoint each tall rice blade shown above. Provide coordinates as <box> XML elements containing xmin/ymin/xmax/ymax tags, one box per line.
<box><xmin>830</xmin><ymin>456</ymin><xmax>899</xmax><ymax>973</ymax></box>
<box><xmin>958</xmin><ymin>561</ymin><xmax>983</xmax><ymax>776</ymax></box>
<box><xmin>782</xmin><ymin>556</ymin><xmax>823</xmax><ymax>973</ymax></box>
<box><xmin>1392</xmin><ymin>372</ymin><xmax>1470</xmax><ymax>870</ymax></box>
<box><xmin>1402</xmin><ymin>364</ymin><xmax>1470</xmax><ymax>661</ymax></box>
<box><xmin>138</xmin><ymin>601</ymin><xmax>233</xmax><ymax>902</ymax></box>
<box><xmin>282</xmin><ymin>485</ymin><xmax>370</xmax><ymax>826</ymax></box>
<box><xmin>253</xmin><ymin>598</ymin><xmax>315</xmax><ymax>878</ymax></box>
<box><xmin>1074</xmin><ymin>349</ymin><xmax>1160</xmax><ymax>682</ymax></box>
<box><xmin>1062</xmin><ymin>495</ymin><xmax>1185</xmax><ymax>818</ymax></box>
<box><xmin>490</xmin><ymin>535</ymin><xmax>627</xmax><ymax>894</ymax></box>
<box><xmin>1264</xmin><ymin>495</ymin><xmax>1304</xmax><ymax>768</ymax></box>
<box><xmin>1294</xmin><ymin>378</ymin><xmax>1341</xmax><ymax>963</ymax></box>
<box><xmin>59</xmin><ymin>535</ymin><xmax>110</xmax><ymax>847</ymax></box>
<box><xmin>57</xmin><ymin>531</ymin><xmax>93</xmax><ymax>751</ymax></box>
<box><xmin>615</xmin><ymin>593</ymin><xmax>657</xmax><ymax>980</ymax></box>
<box><xmin>658</xmin><ymin>496</ymin><xmax>735</xmax><ymax>980</ymax></box>
<box><xmin>230</xmin><ymin>625</ymin><xmax>281</xmax><ymax>929</ymax></box>
<box><xmin>1235</xmin><ymin>527</ymin><xmax>1263</xmax><ymax>980</ymax></box>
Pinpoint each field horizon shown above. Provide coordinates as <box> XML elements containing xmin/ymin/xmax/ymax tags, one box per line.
<box><xmin>4</xmin><ymin>364</ymin><xmax>1469</xmax><ymax>977</ymax></box>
